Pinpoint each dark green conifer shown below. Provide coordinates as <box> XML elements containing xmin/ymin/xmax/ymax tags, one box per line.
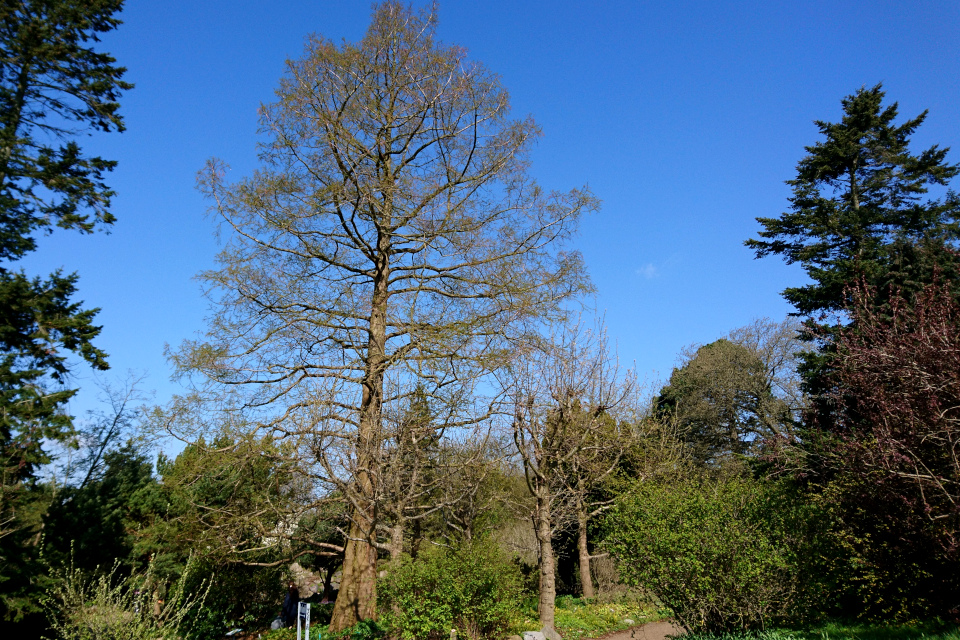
<box><xmin>746</xmin><ymin>84</ymin><xmax>960</xmax><ymax>318</ymax></box>
<box><xmin>0</xmin><ymin>0</ymin><xmax>130</xmax><ymax>623</ymax></box>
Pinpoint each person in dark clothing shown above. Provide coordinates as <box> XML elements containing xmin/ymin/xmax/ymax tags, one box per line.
<box><xmin>281</xmin><ymin>582</ymin><xmax>300</xmax><ymax>627</ymax></box>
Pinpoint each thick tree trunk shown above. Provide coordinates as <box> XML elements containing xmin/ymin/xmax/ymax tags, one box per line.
<box><xmin>577</xmin><ymin>504</ymin><xmax>595</xmax><ymax>599</ymax></box>
<box><xmin>329</xmin><ymin>250</ymin><xmax>390</xmax><ymax>632</ymax></box>
<box><xmin>329</xmin><ymin>515</ymin><xmax>378</xmax><ymax>629</ymax></box>
<box><xmin>536</xmin><ymin>491</ymin><xmax>557</xmax><ymax>632</ymax></box>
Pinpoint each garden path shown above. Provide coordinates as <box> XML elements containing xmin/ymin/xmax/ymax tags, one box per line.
<box><xmin>586</xmin><ymin>620</ymin><xmax>684</xmax><ymax>640</ymax></box>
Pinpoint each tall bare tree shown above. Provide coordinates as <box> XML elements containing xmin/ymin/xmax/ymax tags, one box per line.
<box><xmin>509</xmin><ymin>320</ymin><xmax>636</xmax><ymax>631</ymax></box>
<box><xmin>170</xmin><ymin>2</ymin><xmax>596</xmax><ymax>630</ymax></box>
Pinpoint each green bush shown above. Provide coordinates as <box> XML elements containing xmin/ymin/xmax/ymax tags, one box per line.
<box><xmin>677</xmin><ymin>620</ymin><xmax>960</xmax><ymax>640</ymax></box>
<box><xmin>604</xmin><ymin>474</ymin><xmax>801</xmax><ymax>633</ymax></box>
<box><xmin>180</xmin><ymin>560</ymin><xmax>287</xmax><ymax>640</ymax></box>
<box><xmin>378</xmin><ymin>538</ymin><xmax>524</xmax><ymax>640</ymax></box>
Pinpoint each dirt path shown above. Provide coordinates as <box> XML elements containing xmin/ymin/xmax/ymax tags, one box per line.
<box><xmin>586</xmin><ymin>620</ymin><xmax>685</xmax><ymax>640</ymax></box>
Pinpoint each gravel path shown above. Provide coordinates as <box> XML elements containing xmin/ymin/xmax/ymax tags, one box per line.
<box><xmin>585</xmin><ymin>620</ymin><xmax>685</xmax><ymax>640</ymax></box>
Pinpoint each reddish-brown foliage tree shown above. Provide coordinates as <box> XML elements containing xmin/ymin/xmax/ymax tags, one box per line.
<box><xmin>830</xmin><ymin>271</ymin><xmax>960</xmax><ymax>539</ymax></box>
<box><xmin>812</xmin><ymin>264</ymin><xmax>960</xmax><ymax>618</ymax></box>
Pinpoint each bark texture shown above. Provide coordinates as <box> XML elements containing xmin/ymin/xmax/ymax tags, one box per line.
<box><xmin>577</xmin><ymin>505</ymin><xmax>595</xmax><ymax>599</ymax></box>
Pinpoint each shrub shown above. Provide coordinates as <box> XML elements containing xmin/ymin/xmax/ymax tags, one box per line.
<box><xmin>43</xmin><ymin>558</ymin><xmax>208</xmax><ymax>640</ymax></box>
<box><xmin>604</xmin><ymin>474</ymin><xmax>800</xmax><ymax>633</ymax></box>
<box><xmin>378</xmin><ymin>538</ymin><xmax>524</xmax><ymax>640</ymax></box>
<box><xmin>180</xmin><ymin>559</ymin><xmax>287</xmax><ymax>640</ymax></box>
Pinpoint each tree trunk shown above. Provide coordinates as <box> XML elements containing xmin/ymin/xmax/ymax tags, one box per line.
<box><xmin>329</xmin><ymin>250</ymin><xmax>390</xmax><ymax>632</ymax></box>
<box><xmin>322</xmin><ymin>566</ymin><xmax>334</xmax><ymax>601</ymax></box>
<box><xmin>577</xmin><ymin>503</ymin><xmax>595</xmax><ymax>599</ymax></box>
<box><xmin>329</xmin><ymin>518</ymin><xmax>378</xmax><ymax>629</ymax></box>
<box><xmin>536</xmin><ymin>491</ymin><xmax>557</xmax><ymax>632</ymax></box>
<box><xmin>390</xmin><ymin>521</ymin><xmax>404</xmax><ymax>560</ymax></box>
<box><xmin>411</xmin><ymin>518</ymin><xmax>422</xmax><ymax>559</ymax></box>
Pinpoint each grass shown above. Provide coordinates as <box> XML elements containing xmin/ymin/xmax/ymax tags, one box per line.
<box><xmin>510</xmin><ymin>594</ymin><xmax>665</xmax><ymax>639</ymax></box>
<box><xmin>683</xmin><ymin>621</ymin><xmax>960</xmax><ymax>640</ymax></box>
<box><xmin>258</xmin><ymin>605</ymin><xmax>960</xmax><ymax>640</ymax></box>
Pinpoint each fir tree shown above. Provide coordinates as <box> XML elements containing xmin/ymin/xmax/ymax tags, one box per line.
<box><xmin>0</xmin><ymin>0</ymin><xmax>130</xmax><ymax>623</ymax></box>
<box><xmin>746</xmin><ymin>84</ymin><xmax>959</xmax><ymax>319</ymax></box>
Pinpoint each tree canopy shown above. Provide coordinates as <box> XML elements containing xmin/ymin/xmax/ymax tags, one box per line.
<box><xmin>746</xmin><ymin>84</ymin><xmax>959</xmax><ymax>318</ymax></box>
<box><xmin>655</xmin><ymin>319</ymin><xmax>803</xmax><ymax>465</ymax></box>
<box><xmin>0</xmin><ymin>0</ymin><xmax>130</xmax><ymax>624</ymax></box>
<box><xmin>172</xmin><ymin>2</ymin><xmax>596</xmax><ymax>630</ymax></box>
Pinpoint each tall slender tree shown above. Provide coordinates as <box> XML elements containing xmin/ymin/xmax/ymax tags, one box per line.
<box><xmin>173</xmin><ymin>2</ymin><xmax>595</xmax><ymax>630</ymax></box>
<box><xmin>0</xmin><ymin>0</ymin><xmax>130</xmax><ymax>621</ymax></box>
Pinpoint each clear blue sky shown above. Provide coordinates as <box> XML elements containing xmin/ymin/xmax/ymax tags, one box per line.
<box><xmin>22</xmin><ymin>0</ymin><xmax>960</xmax><ymax>417</ymax></box>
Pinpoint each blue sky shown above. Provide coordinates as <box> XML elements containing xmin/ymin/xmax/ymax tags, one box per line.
<box><xmin>22</xmin><ymin>0</ymin><xmax>960</xmax><ymax>417</ymax></box>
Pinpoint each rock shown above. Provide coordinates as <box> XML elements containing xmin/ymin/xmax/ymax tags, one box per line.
<box><xmin>541</xmin><ymin>628</ymin><xmax>563</xmax><ymax>640</ymax></box>
<box><xmin>522</xmin><ymin>632</ymin><xmax>546</xmax><ymax>640</ymax></box>
<box><xmin>623</xmin><ymin>618</ymin><xmax>635</xmax><ymax>625</ymax></box>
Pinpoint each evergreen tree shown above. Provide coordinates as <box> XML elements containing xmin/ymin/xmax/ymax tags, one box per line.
<box><xmin>747</xmin><ymin>86</ymin><xmax>960</xmax><ymax>618</ymax></box>
<box><xmin>43</xmin><ymin>443</ymin><xmax>155</xmax><ymax>573</ymax></box>
<box><xmin>746</xmin><ymin>84</ymin><xmax>959</xmax><ymax>319</ymax></box>
<box><xmin>0</xmin><ymin>0</ymin><xmax>131</xmax><ymax>623</ymax></box>
<box><xmin>0</xmin><ymin>0</ymin><xmax>130</xmax><ymax>520</ymax></box>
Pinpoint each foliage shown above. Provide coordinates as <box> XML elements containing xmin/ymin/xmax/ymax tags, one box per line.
<box><xmin>378</xmin><ymin>538</ymin><xmax>524</xmax><ymax>640</ymax></box>
<box><xmin>678</xmin><ymin>621</ymin><xmax>960</xmax><ymax>640</ymax></box>
<box><xmin>0</xmin><ymin>0</ymin><xmax>130</xmax><ymax>621</ymax></box>
<box><xmin>605</xmin><ymin>473</ymin><xmax>803</xmax><ymax>633</ymax></box>
<box><xmin>746</xmin><ymin>84</ymin><xmax>959</xmax><ymax>320</ymax></box>
<box><xmin>262</xmin><ymin>620</ymin><xmax>389</xmax><ymax>640</ymax></box>
<box><xmin>327</xmin><ymin>619</ymin><xmax>387</xmax><ymax>640</ymax></box>
<box><xmin>129</xmin><ymin>435</ymin><xmax>297</xmax><ymax>639</ymax></box>
<box><xmin>512</xmin><ymin>594</ymin><xmax>662</xmax><ymax>640</ymax></box>
<box><xmin>742</xmin><ymin>84</ymin><xmax>960</xmax><ymax>624</ymax></box>
<box><xmin>261</xmin><ymin>628</ymin><xmax>298</xmax><ymax>640</ymax></box>
<box><xmin>0</xmin><ymin>480</ymin><xmax>53</xmax><ymax>624</ymax></box>
<box><xmin>132</xmin><ymin>434</ymin><xmax>302</xmax><ymax>571</ymax></box>
<box><xmin>829</xmin><ymin>271</ymin><xmax>960</xmax><ymax>534</ymax></box>
<box><xmin>793</xmin><ymin>268</ymin><xmax>960</xmax><ymax>620</ymax></box>
<box><xmin>178</xmin><ymin>559</ymin><xmax>287</xmax><ymax>640</ymax></box>
<box><xmin>653</xmin><ymin>318</ymin><xmax>805</xmax><ymax>467</ymax></box>
<box><xmin>745</xmin><ymin>84</ymin><xmax>960</xmax><ymax>410</ymax></box>
<box><xmin>657</xmin><ymin>338</ymin><xmax>783</xmax><ymax>463</ymax></box>
<box><xmin>43</xmin><ymin>558</ymin><xmax>207</xmax><ymax>640</ymax></box>
<box><xmin>0</xmin><ymin>0</ymin><xmax>131</xmax><ymax>250</ymax></box>
<box><xmin>43</xmin><ymin>443</ymin><xmax>155</xmax><ymax>572</ymax></box>
<box><xmin>0</xmin><ymin>0</ymin><xmax>131</xmax><ymax>486</ymax></box>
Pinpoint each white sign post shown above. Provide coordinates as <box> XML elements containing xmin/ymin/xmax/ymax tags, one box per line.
<box><xmin>296</xmin><ymin>602</ymin><xmax>311</xmax><ymax>640</ymax></box>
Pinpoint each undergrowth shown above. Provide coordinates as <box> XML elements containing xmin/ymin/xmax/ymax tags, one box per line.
<box><xmin>683</xmin><ymin>621</ymin><xmax>960</xmax><ymax>640</ymax></box>
<box><xmin>510</xmin><ymin>594</ymin><xmax>664</xmax><ymax>639</ymax></box>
